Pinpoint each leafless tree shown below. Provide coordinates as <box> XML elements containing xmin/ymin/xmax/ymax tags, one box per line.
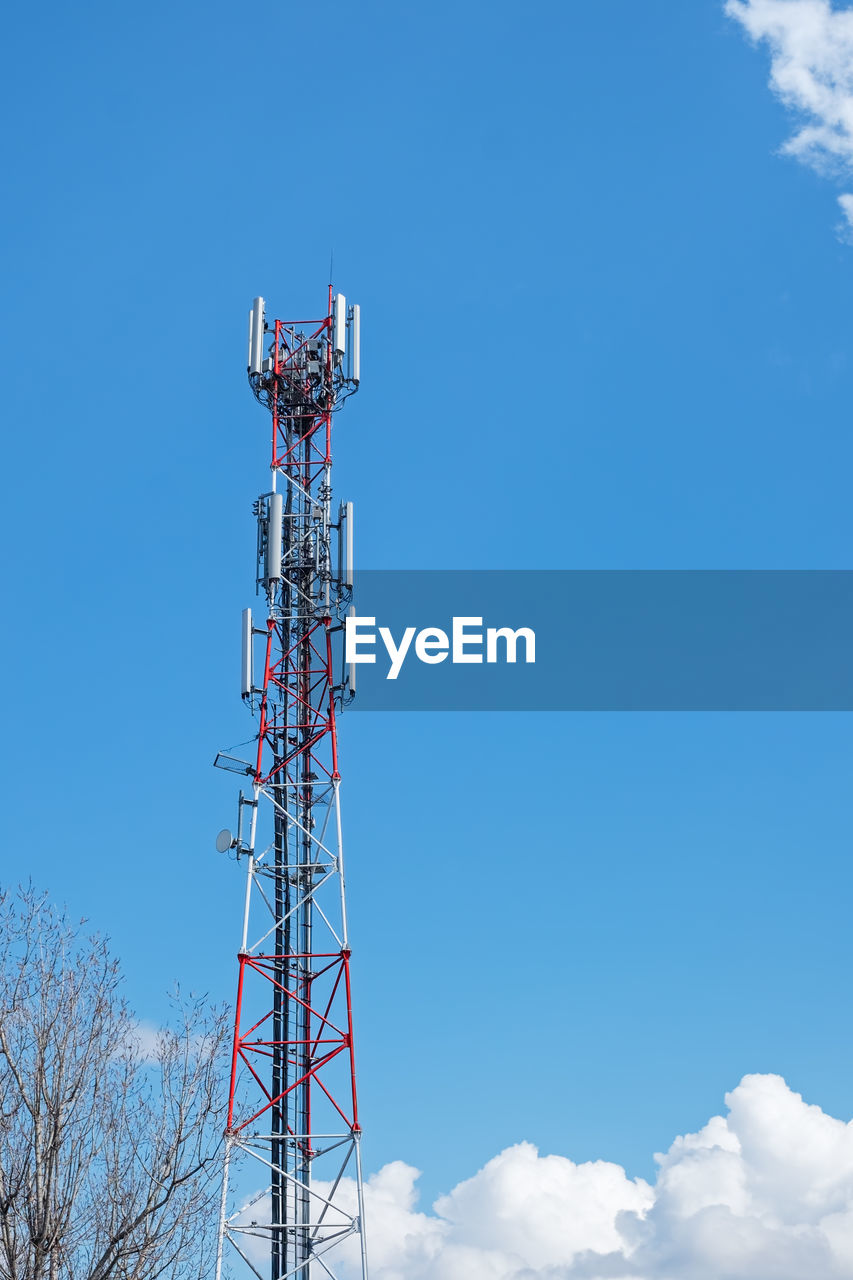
<box><xmin>0</xmin><ymin>886</ymin><xmax>230</xmax><ymax>1280</ymax></box>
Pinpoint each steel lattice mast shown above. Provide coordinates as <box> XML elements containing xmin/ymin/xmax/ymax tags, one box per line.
<box><xmin>214</xmin><ymin>288</ymin><xmax>366</xmax><ymax>1280</ymax></box>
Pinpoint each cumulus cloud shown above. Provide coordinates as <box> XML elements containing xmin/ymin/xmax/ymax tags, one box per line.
<box><xmin>725</xmin><ymin>0</ymin><xmax>853</xmax><ymax>229</ymax></box>
<box><xmin>284</xmin><ymin>1074</ymin><xmax>853</xmax><ymax>1279</ymax></box>
<box><xmin>128</xmin><ymin>1019</ymin><xmax>163</xmax><ymax>1062</ymax></box>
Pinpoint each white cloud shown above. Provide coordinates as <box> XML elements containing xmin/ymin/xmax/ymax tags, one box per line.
<box><xmin>725</xmin><ymin>0</ymin><xmax>853</xmax><ymax>227</ymax></box>
<box><xmin>284</xmin><ymin>1074</ymin><xmax>853</xmax><ymax>1279</ymax></box>
<box><xmin>125</xmin><ymin>1019</ymin><xmax>163</xmax><ymax>1062</ymax></box>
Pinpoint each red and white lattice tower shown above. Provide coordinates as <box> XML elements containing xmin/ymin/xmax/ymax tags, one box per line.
<box><xmin>214</xmin><ymin>289</ymin><xmax>366</xmax><ymax>1280</ymax></box>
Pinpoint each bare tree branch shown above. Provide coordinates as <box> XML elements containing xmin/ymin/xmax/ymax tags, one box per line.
<box><xmin>0</xmin><ymin>886</ymin><xmax>229</xmax><ymax>1280</ymax></box>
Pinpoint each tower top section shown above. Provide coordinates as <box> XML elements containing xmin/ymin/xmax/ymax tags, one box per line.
<box><xmin>246</xmin><ymin>290</ymin><xmax>361</xmax><ymax>423</ymax></box>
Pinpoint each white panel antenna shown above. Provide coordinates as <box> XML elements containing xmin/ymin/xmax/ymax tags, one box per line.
<box><xmin>338</xmin><ymin>501</ymin><xmax>354</xmax><ymax>586</ymax></box>
<box><xmin>241</xmin><ymin>607</ymin><xmax>253</xmax><ymax>697</ymax></box>
<box><xmin>344</xmin><ymin>500</ymin><xmax>354</xmax><ymax>587</ymax></box>
<box><xmin>350</xmin><ymin>304</ymin><xmax>360</xmax><ymax>384</ymax></box>
<box><xmin>347</xmin><ymin>604</ymin><xmax>357</xmax><ymax>695</ymax></box>
<box><xmin>334</xmin><ymin>293</ymin><xmax>346</xmax><ymax>358</ymax></box>
<box><xmin>266</xmin><ymin>492</ymin><xmax>283</xmax><ymax>582</ymax></box>
<box><xmin>250</xmin><ymin>296</ymin><xmax>265</xmax><ymax>374</ymax></box>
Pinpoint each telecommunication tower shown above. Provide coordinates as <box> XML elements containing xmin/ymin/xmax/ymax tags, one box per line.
<box><xmin>213</xmin><ymin>288</ymin><xmax>366</xmax><ymax>1280</ymax></box>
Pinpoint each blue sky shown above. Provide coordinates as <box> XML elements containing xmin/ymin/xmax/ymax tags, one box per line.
<box><xmin>4</xmin><ymin>0</ymin><xmax>853</xmax><ymax>1229</ymax></box>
